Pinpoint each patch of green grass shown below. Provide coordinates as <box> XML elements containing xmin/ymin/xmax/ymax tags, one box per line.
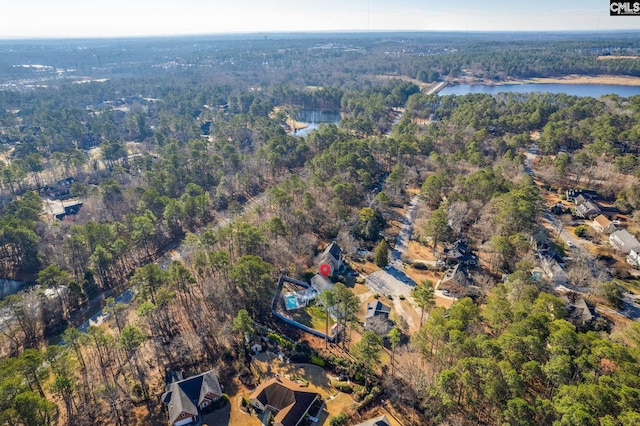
<box><xmin>308</xmin><ymin>304</ymin><xmax>328</xmax><ymax>320</ymax></box>
<box><xmin>616</xmin><ymin>279</ymin><xmax>640</xmax><ymax>295</ymax></box>
<box><xmin>288</xmin><ymin>304</ymin><xmax>328</xmax><ymax>332</ymax></box>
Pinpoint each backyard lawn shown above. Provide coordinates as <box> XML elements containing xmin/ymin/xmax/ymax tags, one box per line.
<box><xmin>287</xmin><ymin>303</ymin><xmax>330</xmax><ymax>333</ymax></box>
<box><xmin>250</xmin><ymin>352</ymin><xmax>356</xmax><ymax>423</ymax></box>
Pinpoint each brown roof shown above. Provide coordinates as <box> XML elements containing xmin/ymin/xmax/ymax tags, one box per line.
<box><xmin>593</xmin><ymin>214</ymin><xmax>612</xmax><ymax>228</ymax></box>
<box><xmin>251</xmin><ymin>378</ymin><xmax>319</xmax><ymax>426</ymax></box>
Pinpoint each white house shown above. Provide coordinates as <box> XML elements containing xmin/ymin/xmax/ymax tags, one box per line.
<box><xmin>610</xmin><ymin>229</ymin><xmax>640</xmax><ymax>253</ymax></box>
<box><xmin>627</xmin><ymin>247</ymin><xmax>640</xmax><ymax>268</ymax></box>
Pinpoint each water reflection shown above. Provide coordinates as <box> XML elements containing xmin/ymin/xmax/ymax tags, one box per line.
<box><xmin>290</xmin><ymin>110</ymin><xmax>341</xmax><ymax>137</ymax></box>
<box><xmin>0</xmin><ymin>279</ymin><xmax>25</xmax><ymax>300</ymax></box>
<box><xmin>439</xmin><ymin>83</ymin><xmax>640</xmax><ymax>98</ymax></box>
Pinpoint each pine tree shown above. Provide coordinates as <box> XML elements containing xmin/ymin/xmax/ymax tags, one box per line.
<box><xmin>374</xmin><ymin>239</ymin><xmax>389</xmax><ymax>267</ymax></box>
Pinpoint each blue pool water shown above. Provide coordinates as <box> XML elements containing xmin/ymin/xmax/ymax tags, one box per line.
<box><xmin>284</xmin><ymin>294</ymin><xmax>299</xmax><ymax>310</ymax></box>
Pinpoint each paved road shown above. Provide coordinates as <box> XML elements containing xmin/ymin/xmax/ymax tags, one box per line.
<box><xmin>364</xmin><ymin>269</ymin><xmax>416</xmax><ymax>329</ymax></box>
<box><xmin>544</xmin><ymin>212</ymin><xmax>582</xmax><ymax>250</ymax></box>
<box><xmin>390</xmin><ymin>195</ymin><xmax>420</xmax><ymax>265</ymax></box>
<box><xmin>524</xmin><ymin>144</ymin><xmax>537</xmax><ymax>176</ymax></box>
<box><xmin>424</xmin><ymin>81</ymin><xmax>448</xmax><ymax>95</ymax></box>
<box><xmin>363</xmin><ymin>195</ymin><xmax>422</xmax><ymax>329</ymax></box>
<box><xmin>366</xmin><ymin>269</ymin><xmax>414</xmax><ymax>297</ymax></box>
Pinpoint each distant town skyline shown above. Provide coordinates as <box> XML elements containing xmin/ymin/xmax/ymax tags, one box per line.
<box><xmin>1</xmin><ymin>0</ymin><xmax>637</xmax><ymax>39</ymax></box>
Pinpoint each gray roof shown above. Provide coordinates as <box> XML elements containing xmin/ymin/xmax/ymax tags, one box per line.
<box><xmin>576</xmin><ymin>200</ymin><xmax>601</xmax><ymax>217</ymax></box>
<box><xmin>570</xmin><ymin>298</ymin><xmax>594</xmax><ymax>324</ymax></box>
<box><xmin>163</xmin><ymin>369</ymin><xmax>222</xmax><ymax>425</ymax></box>
<box><xmin>353</xmin><ymin>415</ymin><xmax>391</xmax><ymax>426</ymax></box>
<box><xmin>310</xmin><ymin>274</ymin><xmax>333</xmax><ymax>293</ymax></box>
<box><xmin>365</xmin><ymin>301</ymin><xmax>391</xmax><ymax>319</ymax></box>
<box><xmin>610</xmin><ymin>229</ymin><xmax>640</xmax><ymax>251</ymax></box>
<box><xmin>574</xmin><ymin>194</ymin><xmax>588</xmax><ymax>205</ymax></box>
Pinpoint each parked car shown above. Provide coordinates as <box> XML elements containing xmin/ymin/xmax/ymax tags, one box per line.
<box><xmin>567</xmin><ymin>241</ymin><xmax>575</xmax><ymax>248</ymax></box>
<box><xmin>442</xmin><ymin>289</ymin><xmax>450</xmax><ymax>296</ymax></box>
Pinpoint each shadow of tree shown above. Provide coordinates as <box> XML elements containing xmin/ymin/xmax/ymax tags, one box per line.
<box><xmin>201</xmin><ymin>404</ymin><xmax>230</xmax><ymax>426</ymax></box>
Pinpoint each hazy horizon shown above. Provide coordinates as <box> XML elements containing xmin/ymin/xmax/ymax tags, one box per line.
<box><xmin>2</xmin><ymin>28</ymin><xmax>640</xmax><ymax>42</ymax></box>
<box><xmin>1</xmin><ymin>0</ymin><xmax>638</xmax><ymax>39</ymax></box>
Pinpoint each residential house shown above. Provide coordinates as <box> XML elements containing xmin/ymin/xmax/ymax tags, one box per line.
<box><xmin>538</xmin><ymin>251</ymin><xmax>567</xmax><ymax>285</ymax></box>
<box><xmin>364</xmin><ymin>301</ymin><xmax>391</xmax><ymax>331</ymax></box>
<box><xmin>250</xmin><ymin>377</ymin><xmax>321</xmax><ymax>426</ymax></box>
<box><xmin>566</xmin><ymin>189</ymin><xmax>598</xmax><ymax>203</ymax></box>
<box><xmin>54</xmin><ymin>201</ymin><xmax>83</xmax><ymax>220</ymax></box>
<box><xmin>440</xmin><ymin>264</ymin><xmax>473</xmax><ymax>289</ymax></box>
<box><xmin>354</xmin><ymin>415</ymin><xmax>391</xmax><ymax>426</ymax></box>
<box><xmin>530</xmin><ymin>229</ymin><xmax>549</xmax><ymax>252</ymax></box>
<box><xmin>43</xmin><ymin>177</ymin><xmax>76</xmax><ymax>200</ymax></box>
<box><xmin>566</xmin><ymin>297</ymin><xmax>595</xmax><ymax>327</ymax></box>
<box><xmin>162</xmin><ymin>369</ymin><xmax>223</xmax><ymax>426</ymax></box>
<box><xmin>251</xmin><ymin>334</ymin><xmax>265</xmax><ymax>354</ymax></box>
<box><xmin>575</xmin><ymin>197</ymin><xmax>602</xmax><ymax>219</ymax></box>
<box><xmin>319</xmin><ymin>241</ymin><xmax>343</xmax><ymax>275</ymax></box>
<box><xmin>443</xmin><ymin>240</ymin><xmax>477</xmax><ymax>266</ymax></box>
<box><xmin>47</xmin><ymin>188</ymin><xmax>71</xmax><ymax>200</ymax></box>
<box><xmin>610</xmin><ymin>229</ymin><xmax>640</xmax><ymax>253</ymax></box>
<box><xmin>592</xmin><ymin>214</ymin><xmax>615</xmax><ymax>234</ymax></box>
<box><xmin>310</xmin><ymin>274</ymin><xmax>332</xmax><ymax>294</ymax></box>
<box><xmin>627</xmin><ymin>247</ymin><xmax>640</xmax><ymax>268</ymax></box>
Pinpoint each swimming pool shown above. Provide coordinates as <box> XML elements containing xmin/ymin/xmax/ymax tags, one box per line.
<box><xmin>284</xmin><ymin>293</ymin><xmax>300</xmax><ymax>310</ymax></box>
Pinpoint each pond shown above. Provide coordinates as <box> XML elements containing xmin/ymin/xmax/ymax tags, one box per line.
<box><xmin>438</xmin><ymin>83</ymin><xmax>640</xmax><ymax>98</ymax></box>
<box><xmin>290</xmin><ymin>109</ymin><xmax>341</xmax><ymax>137</ymax></box>
<box><xmin>0</xmin><ymin>279</ymin><xmax>25</xmax><ymax>300</ymax></box>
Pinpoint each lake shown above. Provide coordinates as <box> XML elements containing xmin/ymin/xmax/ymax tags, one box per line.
<box><xmin>290</xmin><ymin>110</ymin><xmax>341</xmax><ymax>137</ymax></box>
<box><xmin>0</xmin><ymin>279</ymin><xmax>25</xmax><ymax>300</ymax></box>
<box><xmin>439</xmin><ymin>83</ymin><xmax>640</xmax><ymax>98</ymax></box>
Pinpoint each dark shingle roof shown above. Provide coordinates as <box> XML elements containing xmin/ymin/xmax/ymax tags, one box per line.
<box><xmin>365</xmin><ymin>301</ymin><xmax>391</xmax><ymax>320</ymax></box>
<box><xmin>279</xmin><ymin>390</ymin><xmax>318</xmax><ymax>426</ymax></box>
<box><xmin>326</xmin><ymin>241</ymin><xmax>342</xmax><ymax>259</ymax></box>
<box><xmin>251</xmin><ymin>378</ymin><xmax>319</xmax><ymax>426</ymax></box>
<box><xmin>164</xmin><ymin>370</ymin><xmax>222</xmax><ymax>425</ymax></box>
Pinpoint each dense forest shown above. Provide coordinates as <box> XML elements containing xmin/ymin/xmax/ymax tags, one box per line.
<box><xmin>2</xmin><ymin>31</ymin><xmax>640</xmax><ymax>91</ymax></box>
<box><xmin>1</xmin><ymin>32</ymin><xmax>640</xmax><ymax>425</ymax></box>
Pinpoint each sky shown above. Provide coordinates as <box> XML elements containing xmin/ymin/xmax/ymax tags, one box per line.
<box><xmin>1</xmin><ymin>0</ymin><xmax>637</xmax><ymax>39</ymax></box>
